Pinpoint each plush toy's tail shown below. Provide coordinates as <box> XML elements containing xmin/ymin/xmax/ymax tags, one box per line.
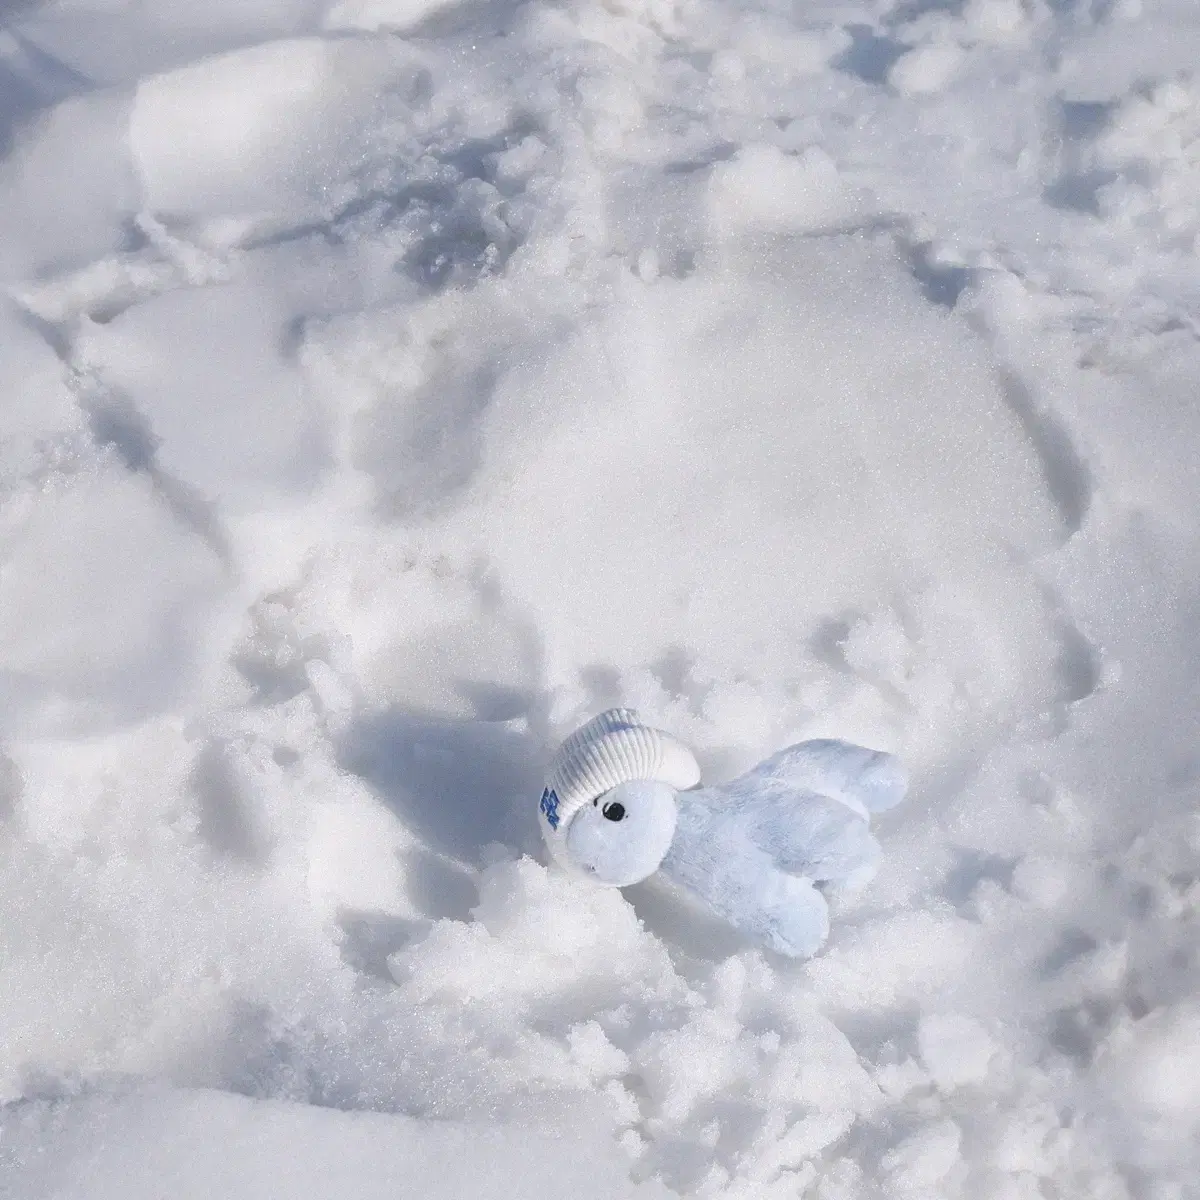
<box><xmin>754</xmin><ymin>739</ymin><xmax>908</xmax><ymax>817</ymax></box>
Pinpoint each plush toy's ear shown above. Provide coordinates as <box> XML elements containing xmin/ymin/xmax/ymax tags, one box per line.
<box><xmin>564</xmin><ymin>780</ymin><xmax>679</xmax><ymax>887</ymax></box>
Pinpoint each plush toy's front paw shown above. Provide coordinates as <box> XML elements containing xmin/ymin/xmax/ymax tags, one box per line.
<box><xmin>760</xmin><ymin>874</ymin><xmax>830</xmax><ymax>959</ymax></box>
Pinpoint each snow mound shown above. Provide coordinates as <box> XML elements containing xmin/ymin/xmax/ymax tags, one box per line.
<box><xmin>130</xmin><ymin>36</ymin><xmax>416</xmax><ymax>223</ymax></box>
<box><xmin>0</xmin><ymin>1086</ymin><xmax>673</xmax><ymax>1200</ymax></box>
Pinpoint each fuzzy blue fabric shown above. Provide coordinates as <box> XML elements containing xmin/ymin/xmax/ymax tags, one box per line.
<box><xmin>659</xmin><ymin>740</ymin><xmax>907</xmax><ymax>959</ymax></box>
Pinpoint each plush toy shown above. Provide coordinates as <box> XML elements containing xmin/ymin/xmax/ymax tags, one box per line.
<box><xmin>538</xmin><ymin>708</ymin><xmax>907</xmax><ymax>958</ymax></box>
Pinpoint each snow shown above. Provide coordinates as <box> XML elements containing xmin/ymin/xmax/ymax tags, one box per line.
<box><xmin>2</xmin><ymin>0</ymin><xmax>1200</xmax><ymax>1196</ymax></box>
<box><xmin>129</xmin><ymin>37</ymin><xmax>409</xmax><ymax>222</ymax></box>
<box><xmin>0</xmin><ymin>1086</ymin><xmax>674</xmax><ymax>1199</ymax></box>
<box><xmin>917</xmin><ymin>1013</ymin><xmax>997</xmax><ymax>1091</ymax></box>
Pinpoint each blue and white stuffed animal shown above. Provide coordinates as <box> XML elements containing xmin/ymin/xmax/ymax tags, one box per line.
<box><xmin>538</xmin><ymin>709</ymin><xmax>907</xmax><ymax>958</ymax></box>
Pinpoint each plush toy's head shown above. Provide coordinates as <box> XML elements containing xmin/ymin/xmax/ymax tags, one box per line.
<box><xmin>565</xmin><ymin>780</ymin><xmax>679</xmax><ymax>886</ymax></box>
<box><xmin>539</xmin><ymin>708</ymin><xmax>701</xmax><ymax>885</ymax></box>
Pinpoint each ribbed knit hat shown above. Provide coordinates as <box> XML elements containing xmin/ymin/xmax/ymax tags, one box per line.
<box><xmin>539</xmin><ymin>708</ymin><xmax>702</xmax><ymax>870</ymax></box>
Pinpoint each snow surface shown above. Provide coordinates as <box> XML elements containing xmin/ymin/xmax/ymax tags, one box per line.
<box><xmin>2</xmin><ymin>0</ymin><xmax>1200</xmax><ymax>1196</ymax></box>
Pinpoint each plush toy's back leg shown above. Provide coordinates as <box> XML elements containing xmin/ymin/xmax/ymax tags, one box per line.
<box><xmin>754</xmin><ymin>740</ymin><xmax>908</xmax><ymax>815</ymax></box>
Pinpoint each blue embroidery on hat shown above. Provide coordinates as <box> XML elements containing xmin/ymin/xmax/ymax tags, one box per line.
<box><xmin>540</xmin><ymin>787</ymin><xmax>561</xmax><ymax>830</ymax></box>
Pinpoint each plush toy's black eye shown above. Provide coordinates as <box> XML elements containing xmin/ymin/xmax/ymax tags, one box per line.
<box><xmin>601</xmin><ymin>800</ymin><xmax>626</xmax><ymax>822</ymax></box>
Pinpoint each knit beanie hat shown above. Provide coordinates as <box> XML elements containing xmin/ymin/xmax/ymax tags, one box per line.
<box><xmin>539</xmin><ymin>708</ymin><xmax>702</xmax><ymax>870</ymax></box>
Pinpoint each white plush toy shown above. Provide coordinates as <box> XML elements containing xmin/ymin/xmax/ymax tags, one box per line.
<box><xmin>538</xmin><ymin>709</ymin><xmax>907</xmax><ymax>958</ymax></box>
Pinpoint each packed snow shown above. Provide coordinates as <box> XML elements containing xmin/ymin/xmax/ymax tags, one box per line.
<box><xmin>2</xmin><ymin>0</ymin><xmax>1199</xmax><ymax>1196</ymax></box>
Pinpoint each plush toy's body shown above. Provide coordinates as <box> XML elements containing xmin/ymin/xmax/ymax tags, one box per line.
<box><xmin>660</xmin><ymin>741</ymin><xmax>906</xmax><ymax>958</ymax></box>
<box><xmin>540</xmin><ymin>710</ymin><xmax>906</xmax><ymax>959</ymax></box>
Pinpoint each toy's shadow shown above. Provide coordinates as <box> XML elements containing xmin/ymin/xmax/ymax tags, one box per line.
<box><xmin>338</xmin><ymin>706</ymin><xmax>545</xmax><ymax>868</ymax></box>
<box><xmin>624</xmin><ymin>877</ymin><xmax>748</xmax><ymax>963</ymax></box>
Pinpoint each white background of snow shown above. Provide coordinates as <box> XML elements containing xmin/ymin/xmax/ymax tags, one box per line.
<box><xmin>2</xmin><ymin>0</ymin><xmax>1200</xmax><ymax>1197</ymax></box>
